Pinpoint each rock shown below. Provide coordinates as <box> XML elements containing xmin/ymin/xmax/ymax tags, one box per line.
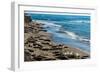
<box><xmin>33</xmin><ymin>55</ymin><xmax>45</xmax><ymax>61</ymax></box>
<box><xmin>27</xmin><ymin>36</ymin><xmax>35</xmax><ymax>43</ymax></box>
<box><xmin>42</xmin><ymin>46</ymin><xmax>51</xmax><ymax>50</ymax></box>
<box><xmin>63</xmin><ymin>46</ymin><xmax>68</xmax><ymax>48</ymax></box>
<box><xmin>53</xmin><ymin>45</ymin><xmax>63</xmax><ymax>50</ymax></box>
<box><xmin>28</xmin><ymin>43</ymin><xmax>33</xmax><ymax>47</ymax></box>
<box><xmin>43</xmin><ymin>58</ymin><xmax>56</xmax><ymax>60</ymax></box>
<box><xmin>53</xmin><ymin>51</ymin><xmax>62</xmax><ymax>56</ymax></box>
<box><xmin>33</xmin><ymin>43</ymin><xmax>42</xmax><ymax>48</ymax></box>
<box><xmin>56</xmin><ymin>54</ymin><xmax>69</xmax><ymax>60</ymax></box>
<box><xmin>81</xmin><ymin>55</ymin><xmax>89</xmax><ymax>59</ymax></box>
<box><xmin>37</xmin><ymin>31</ymin><xmax>51</xmax><ymax>37</ymax></box>
<box><xmin>24</xmin><ymin>26</ymin><xmax>34</xmax><ymax>33</ymax></box>
<box><xmin>63</xmin><ymin>52</ymin><xmax>70</xmax><ymax>55</ymax></box>
<box><xmin>24</xmin><ymin>49</ymin><xmax>32</xmax><ymax>61</ymax></box>
<box><xmin>35</xmin><ymin>41</ymin><xmax>41</xmax><ymax>44</ymax></box>
<box><xmin>28</xmin><ymin>49</ymin><xmax>34</xmax><ymax>52</ymax></box>
<box><xmin>75</xmin><ymin>53</ymin><xmax>80</xmax><ymax>58</ymax></box>
<box><xmin>41</xmin><ymin>41</ymin><xmax>50</xmax><ymax>45</ymax></box>
<box><xmin>24</xmin><ymin>15</ymin><xmax>32</xmax><ymax>23</ymax></box>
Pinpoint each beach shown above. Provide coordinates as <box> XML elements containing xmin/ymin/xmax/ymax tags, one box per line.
<box><xmin>24</xmin><ymin>15</ymin><xmax>90</xmax><ymax>61</ymax></box>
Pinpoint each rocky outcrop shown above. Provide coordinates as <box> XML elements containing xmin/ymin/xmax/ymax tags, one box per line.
<box><xmin>24</xmin><ymin>15</ymin><xmax>89</xmax><ymax>61</ymax></box>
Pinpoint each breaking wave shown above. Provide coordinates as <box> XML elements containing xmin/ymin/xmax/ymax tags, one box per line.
<box><xmin>34</xmin><ymin>20</ymin><xmax>89</xmax><ymax>43</ymax></box>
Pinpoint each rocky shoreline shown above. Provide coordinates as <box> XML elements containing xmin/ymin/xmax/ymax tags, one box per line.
<box><xmin>24</xmin><ymin>15</ymin><xmax>90</xmax><ymax>61</ymax></box>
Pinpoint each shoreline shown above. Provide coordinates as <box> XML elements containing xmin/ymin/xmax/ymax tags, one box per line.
<box><xmin>24</xmin><ymin>16</ymin><xmax>90</xmax><ymax>61</ymax></box>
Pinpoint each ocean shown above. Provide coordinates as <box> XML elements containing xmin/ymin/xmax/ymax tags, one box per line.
<box><xmin>25</xmin><ymin>13</ymin><xmax>90</xmax><ymax>52</ymax></box>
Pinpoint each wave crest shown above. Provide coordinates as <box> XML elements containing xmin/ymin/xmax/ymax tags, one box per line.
<box><xmin>33</xmin><ymin>20</ymin><xmax>89</xmax><ymax>43</ymax></box>
<box><xmin>59</xmin><ymin>29</ymin><xmax>89</xmax><ymax>42</ymax></box>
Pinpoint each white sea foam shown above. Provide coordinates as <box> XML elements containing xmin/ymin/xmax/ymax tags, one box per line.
<box><xmin>64</xmin><ymin>31</ymin><xmax>78</xmax><ymax>39</ymax></box>
<box><xmin>60</xmin><ymin>30</ymin><xmax>89</xmax><ymax>42</ymax></box>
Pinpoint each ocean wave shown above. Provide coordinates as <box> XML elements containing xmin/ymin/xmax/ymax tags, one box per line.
<box><xmin>33</xmin><ymin>20</ymin><xmax>61</xmax><ymax>31</ymax></box>
<box><xmin>59</xmin><ymin>30</ymin><xmax>90</xmax><ymax>42</ymax></box>
<box><xmin>57</xmin><ymin>29</ymin><xmax>90</xmax><ymax>42</ymax></box>
<box><xmin>33</xmin><ymin>20</ymin><xmax>90</xmax><ymax>24</ymax></box>
<box><xmin>34</xmin><ymin>20</ymin><xmax>61</xmax><ymax>27</ymax></box>
<box><xmin>33</xmin><ymin>20</ymin><xmax>89</xmax><ymax>43</ymax></box>
<box><xmin>67</xmin><ymin>20</ymin><xmax>90</xmax><ymax>24</ymax></box>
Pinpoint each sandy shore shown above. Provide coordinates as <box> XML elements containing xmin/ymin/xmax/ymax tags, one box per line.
<box><xmin>24</xmin><ymin>15</ymin><xmax>90</xmax><ymax>61</ymax></box>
